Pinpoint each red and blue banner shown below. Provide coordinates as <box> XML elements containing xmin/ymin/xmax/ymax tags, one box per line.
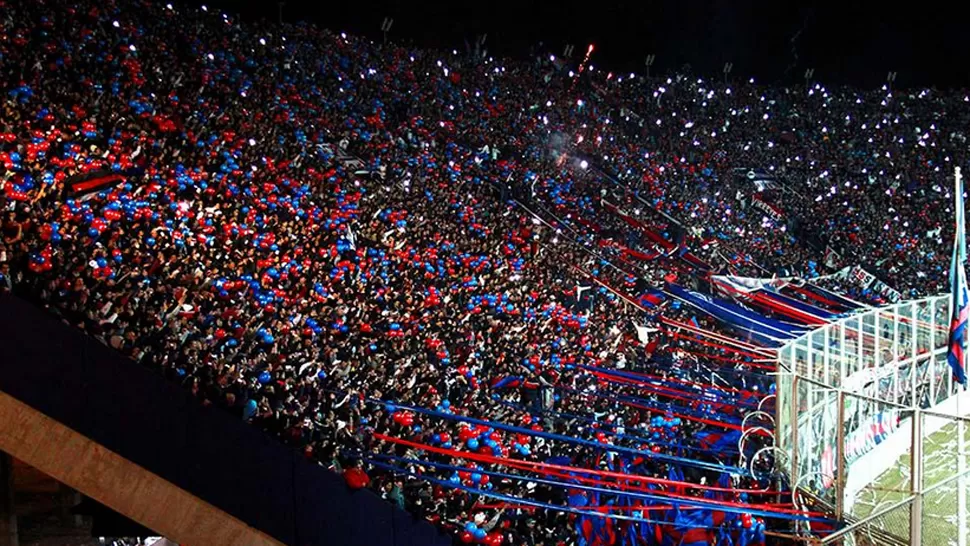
<box><xmin>665</xmin><ymin>284</ymin><xmax>807</xmax><ymax>346</ymax></box>
<box><xmin>947</xmin><ymin>168</ymin><xmax>968</xmax><ymax>386</ymax></box>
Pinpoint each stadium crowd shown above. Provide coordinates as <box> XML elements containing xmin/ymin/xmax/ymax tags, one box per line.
<box><xmin>0</xmin><ymin>0</ymin><xmax>964</xmax><ymax>544</ymax></box>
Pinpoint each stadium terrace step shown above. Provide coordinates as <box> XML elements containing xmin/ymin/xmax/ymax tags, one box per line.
<box><xmin>0</xmin><ymin>294</ymin><xmax>449</xmax><ymax>546</ymax></box>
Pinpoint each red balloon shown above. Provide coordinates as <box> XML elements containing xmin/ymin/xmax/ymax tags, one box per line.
<box><xmin>343</xmin><ymin>468</ymin><xmax>370</xmax><ymax>490</ymax></box>
<box><xmin>489</xmin><ymin>432</ymin><xmax>501</xmax><ymax>442</ymax></box>
<box><xmin>459</xmin><ymin>531</ymin><xmax>474</xmax><ymax>544</ymax></box>
<box><xmin>438</xmin><ymin>432</ymin><xmax>451</xmax><ymax>444</ymax></box>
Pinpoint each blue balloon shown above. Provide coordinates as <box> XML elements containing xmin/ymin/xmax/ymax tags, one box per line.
<box><xmin>471</xmin><ymin>473</ymin><xmax>482</xmax><ymax>483</ymax></box>
<box><xmin>473</xmin><ymin>529</ymin><xmax>486</xmax><ymax>541</ymax></box>
<box><xmin>464</xmin><ymin>522</ymin><xmax>478</xmax><ymax>532</ymax></box>
<box><xmin>467</xmin><ymin>438</ymin><xmax>480</xmax><ymax>450</ymax></box>
<box><xmin>568</xmin><ymin>493</ymin><xmax>588</xmax><ymax>507</ymax></box>
<box><xmin>243</xmin><ymin>399</ymin><xmax>258</xmax><ymax>420</ymax></box>
<box><xmin>258</xmin><ymin>371</ymin><xmax>272</xmax><ymax>385</ymax></box>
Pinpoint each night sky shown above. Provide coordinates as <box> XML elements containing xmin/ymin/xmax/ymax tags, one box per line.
<box><xmin>199</xmin><ymin>0</ymin><xmax>968</xmax><ymax>88</ymax></box>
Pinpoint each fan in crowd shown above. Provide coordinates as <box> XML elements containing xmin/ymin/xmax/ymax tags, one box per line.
<box><xmin>0</xmin><ymin>0</ymin><xmax>961</xmax><ymax>544</ymax></box>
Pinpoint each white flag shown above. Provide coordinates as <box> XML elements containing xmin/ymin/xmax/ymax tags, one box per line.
<box><xmin>634</xmin><ymin>323</ymin><xmax>658</xmax><ymax>345</ymax></box>
<box><xmin>346</xmin><ymin>225</ymin><xmax>357</xmax><ymax>250</ymax></box>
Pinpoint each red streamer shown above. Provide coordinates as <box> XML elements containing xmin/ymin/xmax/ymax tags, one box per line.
<box><xmin>373</xmin><ymin>434</ymin><xmax>822</xmax><ymax>517</ymax></box>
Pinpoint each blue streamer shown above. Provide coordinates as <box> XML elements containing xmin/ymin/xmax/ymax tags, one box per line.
<box><xmin>490</xmin><ymin>397</ymin><xmax>740</xmax><ymax>456</ymax></box>
<box><xmin>367</xmin><ymin>398</ymin><xmax>745</xmax><ymax>474</ymax></box>
<box><xmin>577</xmin><ymin>365</ymin><xmax>762</xmax><ymax>409</ymax></box>
<box><xmin>553</xmin><ymin>384</ymin><xmax>746</xmax><ymax>428</ymax></box>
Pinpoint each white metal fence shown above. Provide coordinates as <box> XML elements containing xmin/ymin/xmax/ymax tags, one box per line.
<box><xmin>775</xmin><ymin>295</ymin><xmax>970</xmax><ymax>545</ymax></box>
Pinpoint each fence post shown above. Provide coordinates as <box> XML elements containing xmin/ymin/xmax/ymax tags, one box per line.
<box><xmin>910</xmin><ymin>408</ymin><xmax>923</xmax><ymax>546</ymax></box>
<box><xmin>835</xmin><ymin>391</ymin><xmax>846</xmax><ymax>521</ymax></box>
<box><xmin>959</xmin><ymin>389</ymin><xmax>967</xmax><ymax>546</ymax></box>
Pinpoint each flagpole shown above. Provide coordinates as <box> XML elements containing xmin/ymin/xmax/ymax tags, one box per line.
<box><xmin>960</xmin><ymin>382</ymin><xmax>966</xmax><ymax>546</ymax></box>
<box><xmin>957</xmin><ymin>166</ymin><xmax>967</xmax><ymax>546</ymax></box>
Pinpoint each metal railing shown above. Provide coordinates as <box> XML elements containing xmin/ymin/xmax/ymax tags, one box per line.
<box><xmin>776</xmin><ymin>295</ymin><xmax>970</xmax><ymax>545</ymax></box>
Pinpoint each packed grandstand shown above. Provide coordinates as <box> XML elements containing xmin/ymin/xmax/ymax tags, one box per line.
<box><xmin>0</xmin><ymin>0</ymin><xmax>966</xmax><ymax>544</ymax></box>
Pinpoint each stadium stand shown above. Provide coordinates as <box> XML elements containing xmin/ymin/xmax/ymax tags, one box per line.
<box><xmin>1</xmin><ymin>0</ymin><xmax>969</xmax><ymax>544</ymax></box>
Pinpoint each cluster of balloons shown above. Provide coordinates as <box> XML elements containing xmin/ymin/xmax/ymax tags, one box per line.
<box><xmin>429</xmin><ymin>431</ymin><xmax>452</xmax><ymax>449</ymax></box>
<box><xmin>303</xmin><ymin>317</ymin><xmax>323</xmax><ymax>337</ymax></box>
<box><xmin>735</xmin><ymin>513</ymin><xmax>765</xmax><ymax>535</ymax></box>
<box><xmin>392</xmin><ymin>411</ymin><xmax>415</xmax><ymax>427</ymax></box>
<box><xmin>448</xmin><ymin>465</ymin><xmax>492</xmax><ymax>490</ymax></box>
<box><xmin>38</xmin><ymin>222</ymin><xmax>62</xmax><ymax>243</ymax></box>
<box><xmin>91</xmin><ymin>256</ymin><xmax>115</xmax><ymax>280</ymax></box>
<box><xmin>256</xmin><ymin>328</ymin><xmax>276</xmax><ymax>345</ymax></box>
<box><xmin>27</xmin><ymin>248</ymin><xmax>54</xmax><ymax>273</ymax></box>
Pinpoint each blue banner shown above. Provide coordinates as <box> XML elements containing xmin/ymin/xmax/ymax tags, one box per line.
<box><xmin>665</xmin><ymin>284</ymin><xmax>807</xmax><ymax>345</ymax></box>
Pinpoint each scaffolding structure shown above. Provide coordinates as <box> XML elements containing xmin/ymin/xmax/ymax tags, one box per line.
<box><xmin>775</xmin><ymin>294</ymin><xmax>970</xmax><ymax>546</ymax></box>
